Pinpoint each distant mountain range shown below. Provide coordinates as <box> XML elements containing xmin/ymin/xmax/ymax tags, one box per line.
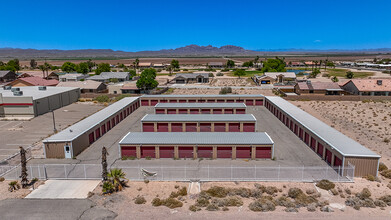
<box><xmin>0</xmin><ymin>45</ymin><xmax>390</xmax><ymax>59</ymax></box>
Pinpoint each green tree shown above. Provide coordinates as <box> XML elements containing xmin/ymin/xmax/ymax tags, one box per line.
<box><xmin>136</xmin><ymin>68</ymin><xmax>158</xmax><ymax>91</ymax></box>
<box><xmin>331</xmin><ymin>76</ymin><xmax>339</xmax><ymax>82</ymax></box>
<box><xmin>166</xmin><ymin>66</ymin><xmax>173</xmax><ymax>76</ymax></box>
<box><xmin>86</xmin><ymin>59</ymin><xmax>95</xmax><ymax>72</ymax></box>
<box><xmin>61</xmin><ymin>62</ymin><xmax>77</xmax><ymax>72</ymax></box>
<box><xmin>30</xmin><ymin>59</ymin><xmax>37</xmax><ymax>69</ymax></box>
<box><xmin>129</xmin><ymin>70</ymin><xmax>137</xmax><ymax>78</ymax></box>
<box><xmin>226</xmin><ymin>60</ymin><xmax>235</xmax><ymax>68</ymax></box>
<box><xmin>133</xmin><ymin>58</ymin><xmax>139</xmax><ymax>71</ymax></box>
<box><xmin>95</xmin><ymin>63</ymin><xmax>111</xmax><ymax>75</ymax></box>
<box><xmin>4</xmin><ymin>59</ymin><xmax>21</xmax><ymax>72</ymax></box>
<box><xmin>38</xmin><ymin>65</ymin><xmax>46</xmax><ymax>78</ymax></box>
<box><xmin>107</xmin><ymin>168</ymin><xmax>127</xmax><ymax>192</ymax></box>
<box><xmin>171</xmin><ymin>59</ymin><xmax>180</xmax><ymax>70</ymax></box>
<box><xmin>261</xmin><ymin>57</ymin><xmax>286</xmax><ymax>73</ymax></box>
<box><xmin>346</xmin><ymin>71</ymin><xmax>354</xmax><ymax>79</ymax></box>
<box><xmin>76</xmin><ymin>62</ymin><xmax>89</xmax><ymax>74</ymax></box>
<box><xmin>233</xmin><ymin>69</ymin><xmax>246</xmax><ymax>78</ymax></box>
<box><xmin>242</xmin><ymin>61</ymin><xmax>254</xmax><ymax>68</ymax></box>
<box><xmin>310</xmin><ymin>69</ymin><xmax>321</xmax><ymax>78</ymax></box>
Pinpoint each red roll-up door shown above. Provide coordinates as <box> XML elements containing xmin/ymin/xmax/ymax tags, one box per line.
<box><xmin>310</xmin><ymin>137</ymin><xmax>316</xmax><ymax>151</ymax></box>
<box><xmin>226</xmin><ymin>100</ymin><xmax>234</xmax><ymax>103</ymax></box>
<box><xmin>89</xmin><ymin>132</ymin><xmax>95</xmax><ymax>144</ymax></box>
<box><xmin>243</xmin><ymin>123</ymin><xmax>255</xmax><ymax>132</ymax></box>
<box><xmin>304</xmin><ymin>133</ymin><xmax>309</xmax><ymax>145</ymax></box>
<box><xmin>111</xmin><ymin>118</ymin><xmax>115</xmax><ymax>127</ymax></box>
<box><xmin>245</xmin><ymin>100</ymin><xmax>254</xmax><ymax>106</ymax></box>
<box><xmin>236</xmin><ymin>109</ymin><xmax>245</xmax><ymax>114</ymax></box>
<box><xmin>171</xmin><ymin>123</ymin><xmax>183</xmax><ymax>132</ymax></box>
<box><xmin>186</xmin><ymin>123</ymin><xmax>197</xmax><ymax>132</ymax></box>
<box><xmin>294</xmin><ymin>124</ymin><xmax>298</xmax><ymax>135</ymax></box>
<box><xmin>156</xmin><ymin>109</ymin><xmax>165</xmax><ymax>114</ymax></box>
<box><xmin>214</xmin><ymin>123</ymin><xmax>226</xmax><ymax>132</ymax></box>
<box><xmin>217</xmin><ymin>99</ymin><xmax>225</xmax><ymax>103</ymax></box>
<box><xmin>169</xmin><ymin>100</ymin><xmax>177</xmax><ymax>103</ymax></box>
<box><xmin>229</xmin><ymin>123</ymin><xmax>240</xmax><ymax>132</ymax></box>
<box><xmin>236</xmin><ymin>99</ymin><xmax>244</xmax><ymax>103</ymax></box>
<box><xmin>255</xmin><ymin>99</ymin><xmax>263</xmax><ymax>106</ymax></box>
<box><xmin>106</xmin><ymin>121</ymin><xmax>111</xmax><ymax>131</ymax></box>
<box><xmin>143</xmin><ymin>123</ymin><xmax>155</xmax><ymax>132</ymax></box>
<box><xmin>290</xmin><ymin>121</ymin><xmax>293</xmax><ymax>131</ymax></box>
<box><xmin>141</xmin><ymin>146</ymin><xmax>155</xmax><ymax>158</ymax></box>
<box><xmin>95</xmin><ymin>128</ymin><xmax>101</xmax><ymax>139</ymax></box>
<box><xmin>157</xmin><ymin>123</ymin><xmax>169</xmax><ymax>132</ymax></box>
<box><xmin>256</xmin><ymin>147</ymin><xmax>271</xmax><ymax>159</ymax></box>
<box><xmin>190</xmin><ymin>109</ymin><xmax>199</xmax><ymax>114</ymax></box>
<box><xmin>207</xmin><ymin>100</ymin><xmax>215</xmax><ymax>103</ymax></box>
<box><xmin>188</xmin><ymin>100</ymin><xmax>196</xmax><ymax>103</ymax></box>
<box><xmin>120</xmin><ymin>112</ymin><xmax>123</xmax><ymax>121</ymax></box>
<box><xmin>179</xmin><ymin>100</ymin><xmax>187</xmax><ymax>103</ymax></box>
<box><xmin>121</xmin><ymin>146</ymin><xmax>136</xmax><ymax>157</ymax></box>
<box><xmin>198</xmin><ymin>147</ymin><xmax>213</xmax><ymax>158</ymax></box>
<box><xmin>224</xmin><ymin>109</ymin><xmax>233</xmax><ymax>114</ymax></box>
<box><xmin>178</xmin><ymin>147</ymin><xmax>193</xmax><ymax>158</ymax></box>
<box><xmin>150</xmin><ymin>100</ymin><xmax>158</xmax><ymax>106</ymax></box>
<box><xmin>141</xmin><ymin>100</ymin><xmax>149</xmax><ymax>106</ymax></box>
<box><xmin>317</xmin><ymin>143</ymin><xmax>324</xmax><ymax>157</ymax></box>
<box><xmin>116</xmin><ymin>115</ymin><xmax>120</xmax><ymax>124</ymax></box>
<box><xmin>167</xmin><ymin>109</ymin><xmax>177</xmax><ymax>114</ymax></box>
<box><xmin>159</xmin><ymin>146</ymin><xmax>174</xmax><ymax>158</ymax></box>
<box><xmin>160</xmin><ymin>100</ymin><xmax>168</xmax><ymax>103</ymax></box>
<box><xmin>101</xmin><ymin>124</ymin><xmax>106</xmax><ymax>135</ymax></box>
<box><xmin>198</xmin><ymin>100</ymin><xmax>206</xmax><ymax>103</ymax></box>
<box><xmin>217</xmin><ymin>147</ymin><xmax>232</xmax><ymax>158</ymax></box>
<box><xmin>201</xmin><ymin>109</ymin><xmax>210</xmax><ymax>114</ymax></box>
<box><xmin>178</xmin><ymin>109</ymin><xmax>188</xmax><ymax>114</ymax></box>
<box><xmin>299</xmin><ymin>128</ymin><xmax>303</xmax><ymax>140</ymax></box>
<box><xmin>325</xmin><ymin>149</ymin><xmax>332</xmax><ymax>164</ymax></box>
<box><xmin>237</xmin><ymin>147</ymin><xmax>251</xmax><ymax>158</ymax></box>
<box><xmin>334</xmin><ymin>156</ymin><xmax>342</xmax><ymax>167</ymax></box>
<box><xmin>200</xmin><ymin>123</ymin><xmax>211</xmax><ymax>132</ymax></box>
<box><xmin>213</xmin><ymin>109</ymin><xmax>222</xmax><ymax>114</ymax></box>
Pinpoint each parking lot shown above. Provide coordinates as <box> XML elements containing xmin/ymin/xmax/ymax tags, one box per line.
<box><xmin>0</xmin><ymin>103</ymin><xmax>104</xmax><ymax>161</ymax></box>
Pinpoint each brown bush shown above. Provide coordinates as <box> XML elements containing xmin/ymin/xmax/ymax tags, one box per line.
<box><xmin>229</xmin><ymin>187</ymin><xmax>251</xmax><ymax>198</ymax></box>
<box><xmin>135</xmin><ymin>196</ymin><xmax>146</xmax><ymax>204</ymax></box>
<box><xmin>381</xmin><ymin>170</ymin><xmax>391</xmax><ymax>179</ymax></box>
<box><xmin>206</xmin><ymin>204</ymin><xmax>219</xmax><ymax>211</ymax></box>
<box><xmin>204</xmin><ymin>186</ymin><xmax>228</xmax><ymax>198</ymax></box>
<box><xmin>162</xmin><ymin>198</ymin><xmax>183</xmax><ymax>209</ymax></box>
<box><xmin>189</xmin><ymin>205</ymin><xmax>201</xmax><ymax>212</ymax></box>
<box><xmin>378</xmin><ymin>195</ymin><xmax>391</xmax><ymax>206</ymax></box>
<box><xmin>275</xmin><ymin>196</ymin><xmax>295</xmax><ymax>208</ymax></box>
<box><xmin>195</xmin><ymin>197</ymin><xmax>210</xmax><ymax>207</ymax></box>
<box><xmin>265</xmin><ymin>186</ymin><xmax>278</xmax><ymax>195</ymax></box>
<box><xmin>316</xmin><ymin>179</ymin><xmax>335</xmax><ymax>190</ymax></box>
<box><xmin>330</xmin><ymin>189</ymin><xmax>339</xmax><ymax>196</ymax></box>
<box><xmin>152</xmin><ymin>198</ymin><xmax>162</xmax><ymax>206</ymax></box>
<box><xmin>288</xmin><ymin>188</ymin><xmax>303</xmax><ymax>199</ymax></box>
<box><xmin>249</xmin><ymin>199</ymin><xmax>276</xmax><ymax>212</ymax></box>
<box><xmin>356</xmin><ymin>188</ymin><xmax>371</xmax><ymax>200</ymax></box>
<box><xmin>364</xmin><ymin>175</ymin><xmax>376</xmax><ymax>181</ymax></box>
<box><xmin>170</xmin><ymin>187</ymin><xmax>187</xmax><ymax>198</ymax></box>
<box><xmin>378</xmin><ymin>162</ymin><xmax>388</xmax><ymax>171</ymax></box>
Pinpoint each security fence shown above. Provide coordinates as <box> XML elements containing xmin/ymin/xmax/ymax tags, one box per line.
<box><xmin>1</xmin><ymin>163</ymin><xmax>355</xmax><ymax>183</ymax></box>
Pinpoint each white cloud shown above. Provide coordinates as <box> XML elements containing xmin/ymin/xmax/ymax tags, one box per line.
<box><xmin>314</xmin><ymin>40</ymin><xmax>322</xmax><ymax>43</ymax></box>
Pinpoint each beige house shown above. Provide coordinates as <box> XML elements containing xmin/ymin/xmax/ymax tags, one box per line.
<box><xmin>57</xmin><ymin>80</ymin><xmax>107</xmax><ymax>93</ymax></box>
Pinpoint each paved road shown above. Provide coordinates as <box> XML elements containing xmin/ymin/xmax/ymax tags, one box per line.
<box><xmin>0</xmin><ymin>199</ymin><xmax>116</xmax><ymax>220</ymax></box>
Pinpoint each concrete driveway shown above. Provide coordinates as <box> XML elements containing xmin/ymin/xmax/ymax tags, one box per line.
<box><xmin>26</xmin><ymin>180</ymin><xmax>100</xmax><ymax>199</ymax></box>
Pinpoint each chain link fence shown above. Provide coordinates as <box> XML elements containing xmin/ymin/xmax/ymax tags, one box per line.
<box><xmin>1</xmin><ymin>163</ymin><xmax>355</xmax><ymax>182</ymax></box>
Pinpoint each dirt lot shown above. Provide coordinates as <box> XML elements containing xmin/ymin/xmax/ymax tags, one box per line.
<box><xmin>170</xmin><ymin>88</ymin><xmax>274</xmax><ymax>96</ymax></box>
<box><xmin>291</xmin><ymin>100</ymin><xmax>391</xmax><ymax>168</ymax></box>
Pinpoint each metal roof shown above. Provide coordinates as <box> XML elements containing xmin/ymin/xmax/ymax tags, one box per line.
<box><xmin>141</xmin><ymin>114</ymin><xmax>256</xmax><ymax>122</ymax></box>
<box><xmin>0</xmin><ymin>86</ymin><xmax>79</xmax><ymax>100</ymax></box>
<box><xmin>154</xmin><ymin>103</ymin><xmax>246</xmax><ymax>108</ymax></box>
<box><xmin>265</xmin><ymin>96</ymin><xmax>380</xmax><ymax>158</ymax></box>
<box><xmin>142</xmin><ymin>94</ymin><xmax>265</xmax><ymax>98</ymax></box>
<box><xmin>43</xmin><ymin>97</ymin><xmax>139</xmax><ymax>142</ymax></box>
<box><xmin>119</xmin><ymin>132</ymin><xmax>273</xmax><ymax>145</ymax></box>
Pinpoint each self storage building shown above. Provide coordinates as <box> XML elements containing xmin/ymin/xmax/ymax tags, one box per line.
<box><xmin>154</xmin><ymin>103</ymin><xmax>247</xmax><ymax>114</ymax></box>
<box><xmin>140</xmin><ymin>94</ymin><xmax>265</xmax><ymax>106</ymax></box>
<box><xmin>43</xmin><ymin>97</ymin><xmax>140</xmax><ymax>158</ymax></box>
<box><xmin>264</xmin><ymin>96</ymin><xmax>380</xmax><ymax>177</ymax></box>
<box><xmin>119</xmin><ymin>132</ymin><xmax>274</xmax><ymax>159</ymax></box>
<box><xmin>141</xmin><ymin>114</ymin><xmax>257</xmax><ymax>132</ymax></box>
<box><xmin>0</xmin><ymin>86</ymin><xmax>80</xmax><ymax>118</ymax></box>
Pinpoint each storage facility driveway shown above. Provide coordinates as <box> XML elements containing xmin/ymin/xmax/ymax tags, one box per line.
<box><xmin>26</xmin><ymin>180</ymin><xmax>100</xmax><ymax>199</ymax></box>
<box><xmin>0</xmin><ymin>103</ymin><xmax>104</xmax><ymax>161</ymax></box>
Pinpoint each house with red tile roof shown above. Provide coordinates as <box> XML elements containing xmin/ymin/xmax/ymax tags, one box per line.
<box><xmin>342</xmin><ymin>79</ymin><xmax>391</xmax><ymax>96</ymax></box>
<box><xmin>294</xmin><ymin>81</ymin><xmax>344</xmax><ymax>95</ymax></box>
<box><xmin>6</xmin><ymin>76</ymin><xmax>59</xmax><ymax>87</ymax></box>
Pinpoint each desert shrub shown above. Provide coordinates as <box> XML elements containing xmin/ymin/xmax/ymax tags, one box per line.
<box><xmin>114</xmin><ymin>94</ymin><xmax>132</xmax><ymax>102</ymax></box>
<box><xmin>254</xmin><ymin>183</ymin><xmax>266</xmax><ymax>192</ymax></box>
<box><xmin>250</xmin><ymin>188</ymin><xmax>263</xmax><ymax>198</ymax></box>
<box><xmin>135</xmin><ymin>196</ymin><xmax>146</xmax><ymax>204</ymax></box>
<box><xmin>144</xmin><ymin>179</ymin><xmax>149</xmax><ymax>184</ymax></box>
<box><xmin>170</xmin><ymin>187</ymin><xmax>187</xmax><ymax>198</ymax></box>
<box><xmin>295</xmin><ymin>194</ymin><xmax>318</xmax><ymax>207</ymax></box>
<box><xmin>330</xmin><ymin>188</ymin><xmax>339</xmax><ymax>196</ymax></box>
<box><xmin>249</xmin><ymin>198</ymin><xmax>276</xmax><ymax>212</ymax></box>
<box><xmin>378</xmin><ymin>195</ymin><xmax>391</xmax><ymax>206</ymax></box>
<box><xmin>152</xmin><ymin>198</ymin><xmax>162</xmax><ymax>206</ymax></box>
<box><xmin>94</xmin><ymin>95</ymin><xmax>110</xmax><ymax>103</ymax></box>
<box><xmin>288</xmin><ymin>188</ymin><xmax>303</xmax><ymax>199</ymax></box>
<box><xmin>204</xmin><ymin>186</ymin><xmax>228</xmax><ymax>198</ymax></box>
<box><xmin>0</xmin><ymin>177</ymin><xmax>5</xmax><ymax>182</ymax></box>
<box><xmin>307</xmin><ymin>203</ymin><xmax>317</xmax><ymax>212</ymax></box>
<box><xmin>265</xmin><ymin>186</ymin><xmax>278</xmax><ymax>195</ymax></box>
<box><xmin>379</xmin><ymin>162</ymin><xmax>388</xmax><ymax>171</ymax></box>
<box><xmin>145</xmin><ymin>156</ymin><xmax>152</xmax><ymax>160</ymax></box>
<box><xmin>208</xmin><ymin>73</ymin><xmax>215</xmax><ymax>77</ymax></box>
<box><xmin>306</xmin><ymin>189</ymin><xmax>315</xmax><ymax>195</ymax></box>
<box><xmin>206</xmin><ymin>204</ymin><xmax>219</xmax><ymax>211</ymax></box>
<box><xmin>285</xmin><ymin>207</ymin><xmax>298</xmax><ymax>212</ymax></box>
<box><xmin>381</xmin><ymin>170</ymin><xmax>391</xmax><ymax>178</ymax></box>
<box><xmin>162</xmin><ymin>198</ymin><xmax>183</xmax><ymax>209</ymax></box>
<box><xmin>316</xmin><ymin>179</ymin><xmax>335</xmax><ymax>190</ymax></box>
<box><xmin>345</xmin><ymin>188</ymin><xmax>352</xmax><ymax>195</ymax></box>
<box><xmin>195</xmin><ymin>197</ymin><xmax>210</xmax><ymax>207</ymax></box>
<box><xmin>229</xmin><ymin>187</ymin><xmax>251</xmax><ymax>198</ymax></box>
<box><xmin>212</xmin><ymin>196</ymin><xmax>243</xmax><ymax>207</ymax></box>
<box><xmin>216</xmin><ymin>72</ymin><xmax>224</xmax><ymax>76</ymax></box>
<box><xmin>356</xmin><ymin>188</ymin><xmax>371</xmax><ymax>200</ymax></box>
<box><xmin>222</xmin><ymin>207</ymin><xmax>229</xmax><ymax>211</ymax></box>
<box><xmin>219</xmin><ymin>87</ymin><xmax>232</xmax><ymax>95</ymax></box>
<box><xmin>364</xmin><ymin>174</ymin><xmax>376</xmax><ymax>181</ymax></box>
<box><xmin>374</xmin><ymin>199</ymin><xmax>387</xmax><ymax>207</ymax></box>
<box><xmin>275</xmin><ymin>196</ymin><xmax>295</xmax><ymax>208</ymax></box>
<box><xmin>189</xmin><ymin>205</ymin><xmax>201</xmax><ymax>212</ymax></box>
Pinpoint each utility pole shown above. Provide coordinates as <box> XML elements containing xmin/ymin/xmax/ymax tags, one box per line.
<box><xmin>52</xmin><ymin>110</ymin><xmax>57</xmax><ymax>133</ymax></box>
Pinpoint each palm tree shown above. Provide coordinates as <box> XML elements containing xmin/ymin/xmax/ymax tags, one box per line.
<box><xmin>44</xmin><ymin>62</ymin><xmax>51</xmax><ymax>78</ymax></box>
<box><xmin>102</xmin><ymin>181</ymin><xmax>114</xmax><ymax>194</ymax></box>
<box><xmin>108</xmin><ymin>168</ymin><xmax>127</xmax><ymax>191</ymax></box>
<box><xmin>19</xmin><ymin>147</ymin><xmax>28</xmax><ymax>188</ymax></box>
<box><xmin>38</xmin><ymin>65</ymin><xmax>46</xmax><ymax>78</ymax></box>
<box><xmin>101</xmin><ymin>147</ymin><xmax>108</xmax><ymax>181</ymax></box>
<box><xmin>133</xmin><ymin>58</ymin><xmax>139</xmax><ymax>72</ymax></box>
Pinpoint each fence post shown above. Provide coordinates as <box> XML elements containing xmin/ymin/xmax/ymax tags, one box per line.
<box><xmin>44</xmin><ymin>164</ymin><xmax>48</xmax><ymax>180</ymax></box>
<box><xmin>64</xmin><ymin>164</ymin><xmax>67</xmax><ymax>179</ymax></box>
<box><xmin>84</xmin><ymin>164</ymin><xmax>87</xmax><ymax>179</ymax></box>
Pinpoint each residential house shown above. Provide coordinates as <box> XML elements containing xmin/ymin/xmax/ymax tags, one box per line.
<box><xmin>342</xmin><ymin>79</ymin><xmax>391</xmax><ymax>96</ymax></box>
<box><xmin>57</xmin><ymin>80</ymin><xmax>107</xmax><ymax>93</ymax></box>
<box><xmin>17</xmin><ymin>73</ymin><xmax>33</xmax><ymax>78</ymax></box>
<box><xmin>88</xmin><ymin>72</ymin><xmax>130</xmax><ymax>83</ymax></box>
<box><xmin>208</xmin><ymin>62</ymin><xmax>223</xmax><ymax>69</ymax></box>
<box><xmin>6</xmin><ymin>76</ymin><xmax>59</xmax><ymax>87</ymax></box>
<box><xmin>294</xmin><ymin>81</ymin><xmax>344</xmax><ymax>95</ymax></box>
<box><xmin>121</xmin><ymin>82</ymin><xmax>143</xmax><ymax>94</ymax></box>
<box><xmin>138</xmin><ymin>63</ymin><xmax>152</xmax><ymax>70</ymax></box>
<box><xmin>59</xmin><ymin>73</ymin><xmax>88</xmax><ymax>82</ymax></box>
<box><xmin>153</xmin><ymin>63</ymin><xmax>166</xmax><ymax>69</ymax></box>
<box><xmin>254</xmin><ymin>72</ymin><xmax>296</xmax><ymax>85</ymax></box>
<box><xmin>47</xmin><ymin>72</ymin><xmax>62</xmax><ymax>80</ymax></box>
<box><xmin>0</xmin><ymin>71</ymin><xmax>17</xmax><ymax>83</ymax></box>
<box><xmin>173</xmin><ymin>73</ymin><xmax>209</xmax><ymax>84</ymax></box>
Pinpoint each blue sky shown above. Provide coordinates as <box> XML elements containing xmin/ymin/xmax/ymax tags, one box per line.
<box><xmin>0</xmin><ymin>0</ymin><xmax>390</xmax><ymax>51</ymax></box>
